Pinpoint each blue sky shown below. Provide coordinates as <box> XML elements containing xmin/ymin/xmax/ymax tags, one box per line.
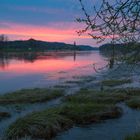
<box><xmin>0</xmin><ymin>0</ymin><xmax>100</xmax><ymax>46</ymax></box>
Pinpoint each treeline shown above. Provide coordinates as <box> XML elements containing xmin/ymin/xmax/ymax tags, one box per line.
<box><xmin>0</xmin><ymin>38</ymin><xmax>97</xmax><ymax>52</ymax></box>
<box><xmin>99</xmin><ymin>43</ymin><xmax>140</xmax><ymax>54</ymax></box>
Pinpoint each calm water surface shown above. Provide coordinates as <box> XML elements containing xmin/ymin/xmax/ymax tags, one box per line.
<box><xmin>0</xmin><ymin>51</ymin><xmax>106</xmax><ymax>94</ymax></box>
<box><xmin>53</xmin><ymin>103</ymin><xmax>140</xmax><ymax>140</ymax></box>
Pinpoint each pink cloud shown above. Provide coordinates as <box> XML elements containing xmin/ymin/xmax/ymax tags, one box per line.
<box><xmin>0</xmin><ymin>21</ymin><xmax>91</xmax><ymax>43</ymax></box>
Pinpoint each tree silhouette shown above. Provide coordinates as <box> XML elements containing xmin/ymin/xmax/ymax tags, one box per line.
<box><xmin>0</xmin><ymin>34</ymin><xmax>8</xmax><ymax>50</ymax></box>
<box><xmin>0</xmin><ymin>34</ymin><xmax>8</xmax><ymax>42</ymax></box>
<box><xmin>77</xmin><ymin>0</ymin><xmax>140</xmax><ymax>66</ymax></box>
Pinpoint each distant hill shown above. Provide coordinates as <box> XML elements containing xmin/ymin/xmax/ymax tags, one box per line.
<box><xmin>0</xmin><ymin>39</ymin><xmax>98</xmax><ymax>51</ymax></box>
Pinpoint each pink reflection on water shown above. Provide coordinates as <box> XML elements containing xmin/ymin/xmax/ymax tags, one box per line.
<box><xmin>0</xmin><ymin>51</ymin><xmax>106</xmax><ymax>93</ymax></box>
<box><xmin>0</xmin><ymin>59</ymin><xmax>91</xmax><ymax>74</ymax></box>
<box><xmin>0</xmin><ymin>51</ymin><xmax>105</xmax><ymax>73</ymax></box>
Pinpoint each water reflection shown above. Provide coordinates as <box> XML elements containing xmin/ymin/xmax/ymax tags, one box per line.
<box><xmin>0</xmin><ymin>53</ymin><xmax>9</xmax><ymax>69</ymax></box>
<box><xmin>0</xmin><ymin>51</ymin><xmax>106</xmax><ymax>94</ymax></box>
<box><xmin>0</xmin><ymin>51</ymin><xmax>94</xmax><ymax>69</ymax></box>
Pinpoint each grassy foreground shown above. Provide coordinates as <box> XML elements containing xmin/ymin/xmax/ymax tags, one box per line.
<box><xmin>5</xmin><ymin>88</ymin><xmax>140</xmax><ymax>139</ymax></box>
<box><xmin>0</xmin><ymin>88</ymin><xmax>64</xmax><ymax>104</ymax></box>
<box><xmin>6</xmin><ymin>107</ymin><xmax>73</xmax><ymax>140</ymax></box>
<box><xmin>6</xmin><ymin>89</ymin><xmax>123</xmax><ymax>140</ymax></box>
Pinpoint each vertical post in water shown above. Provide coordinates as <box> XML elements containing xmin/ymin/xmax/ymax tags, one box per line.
<box><xmin>73</xmin><ymin>41</ymin><xmax>76</xmax><ymax>61</ymax></box>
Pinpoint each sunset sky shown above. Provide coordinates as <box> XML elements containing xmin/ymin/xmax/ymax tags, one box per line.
<box><xmin>0</xmin><ymin>0</ymin><xmax>100</xmax><ymax>46</ymax></box>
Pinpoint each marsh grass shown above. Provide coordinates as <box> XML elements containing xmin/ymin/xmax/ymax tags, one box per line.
<box><xmin>126</xmin><ymin>98</ymin><xmax>140</xmax><ymax>109</ymax></box>
<box><xmin>102</xmin><ymin>79</ymin><xmax>132</xmax><ymax>87</ymax></box>
<box><xmin>6</xmin><ymin>107</ymin><xmax>73</xmax><ymax>140</ymax></box>
<box><xmin>6</xmin><ymin>103</ymin><xmax>122</xmax><ymax>140</ymax></box>
<box><xmin>101</xmin><ymin>88</ymin><xmax>140</xmax><ymax>109</ymax></box>
<box><xmin>6</xmin><ymin>88</ymin><xmax>140</xmax><ymax>140</ymax></box>
<box><xmin>63</xmin><ymin>89</ymin><xmax>129</xmax><ymax>104</ymax></box>
<box><xmin>54</xmin><ymin>85</ymin><xmax>71</xmax><ymax>89</ymax></box>
<box><xmin>119</xmin><ymin>88</ymin><xmax>140</xmax><ymax>96</ymax></box>
<box><xmin>65</xmin><ymin>80</ymin><xmax>86</xmax><ymax>84</ymax></box>
<box><xmin>114</xmin><ymin>88</ymin><xmax>140</xmax><ymax>109</ymax></box>
<box><xmin>65</xmin><ymin>76</ymin><xmax>95</xmax><ymax>85</ymax></box>
<box><xmin>72</xmin><ymin>75</ymin><xmax>96</xmax><ymax>81</ymax></box>
<box><xmin>6</xmin><ymin>89</ymin><xmax>123</xmax><ymax>140</ymax></box>
<box><xmin>60</xmin><ymin>103</ymin><xmax>122</xmax><ymax>124</ymax></box>
<box><xmin>0</xmin><ymin>88</ymin><xmax>64</xmax><ymax>104</ymax></box>
<box><xmin>125</xmin><ymin>133</ymin><xmax>140</xmax><ymax>140</ymax></box>
<box><xmin>0</xmin><ymin>112</ymin><xmax>11</xmax><ymax>121</ymax></box>
<box><xmin>3</xmin><ymin>87</ymin><xmax>140</xmax><ymax>140</ymax></box>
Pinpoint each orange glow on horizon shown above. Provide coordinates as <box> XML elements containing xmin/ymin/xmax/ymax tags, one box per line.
<box><xmin>0</xmin><ymin>22</ymin><xmax>92</xmax><ymax>42</ymax></box>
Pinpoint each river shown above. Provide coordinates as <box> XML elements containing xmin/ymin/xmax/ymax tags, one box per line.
<box><xmin>0</xmin><ymin>51</ymin><xmax>106</xmax><ymax>94</ymax></box>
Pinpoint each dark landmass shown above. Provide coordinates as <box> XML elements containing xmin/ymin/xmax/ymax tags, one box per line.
<box><xmin>99</xmin><ymin>43</ymin><xmax>124</xmax><ymax>52</ymax></box>
<box><xmin>99</xmin><ymin>43</ymin><xmax>140</xmax><ymax>53</ymax></box>
<box><xmin>0</xmin><ymin>39</ymin><xmax>98</xmax><ymax>51</ymax></box>
<box><xmin>99</xmin><ymin>43</ymin><xmax>140</xmax><ymax>63</ymax></box>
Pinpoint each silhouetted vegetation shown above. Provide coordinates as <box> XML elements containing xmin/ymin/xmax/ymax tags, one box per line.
<box><xmin>0</xmin><ymin>34</ymin><xmax>8</xmax><ymax>51</ymax></box>
<box><xmin>99</xmin><ymin>43</ymin><xmax>140</xmax><ymax>64</ymax></box>
<box><xmin>0</xmin><ymin>38</ymin><xmax>97</xmax><ymax>52</ymax></box>
<box><xmin>77</xmin><ymin>0</ymin><xmax>140</xmax><ymax>66</ymax></box>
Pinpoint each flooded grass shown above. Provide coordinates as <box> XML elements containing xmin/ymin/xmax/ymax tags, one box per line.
<box><xmin>65</xmin><ymin>80</ymin><xmax>84</xmax><ymax>84</ymax></box>
<box><xmin>119</xmin><ymin>88</ymin><xmax>140</xmax><ymax>96</ymax></box>
<box><xmin>65</xmin><ymin>78</ymin><xmax>94</xmax><ymax>85</ymax></box>
<box><xmin>1</xmin><ymin>76</ymin><xmax>140</xmax><ymax>140</ymax></box>
<box><xmin>60</xmin><ymin>103</ymin><xmax>122</xmax><ymax>124</ymax></box>
<box><xmin>125</xmin><ymin>133</ymin><xmax>140</xmax><ymax>140</ymax></box>
<box><xmin>72</xmin><ymin>75</ymin><xmax>96</xmax><ymax>81</ymax></box>
<box><xmin>0</xmin><ymin>112</ymin><xmax>11</xmax><ymax>121</ymax></box>
<box><xmin>63</xmin><ymin>89</ymin><xmax>129</xmax><ymax>104</ymax></box>
<box><xmin>102</xmin><ymin>79</ymin><xmax>132</xmax><ymax>87</ymax></box>
<box><xmin>54</xmin><ymin>85</ymin><xmax>71</xmax><ymax>89</ymax></box>
<box><xmin>113</xmin><ymin>88</ymin><xmax>140</xmax><ymax>109</ymax></box>
<box><xmin>0</xmin><ymin>88</ymin><xmax>64</xmax><ymax>104</ymax></box>
<box><xmin>6</xmin><ymin>89</ymin><xmax>123</xmax><ymax>140</ymax></box>
<box><xmin>6</xmin><ymin>107</ymin><xmax>73</xmax><ymax>140</ymax></box>
<box><xmin>64</xmin><ymin>75</ymin><xmax>96</xmax><ymax>86</ymax></box>
<box><xmin>6</xmin><ymin>104</ymin><xmax>121</xmax><ymax>140</ymax></box>
<box><xmin>126</xmin><ymin>98</ymin><xmax>140</xmax><ymax>109</ymax></box>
